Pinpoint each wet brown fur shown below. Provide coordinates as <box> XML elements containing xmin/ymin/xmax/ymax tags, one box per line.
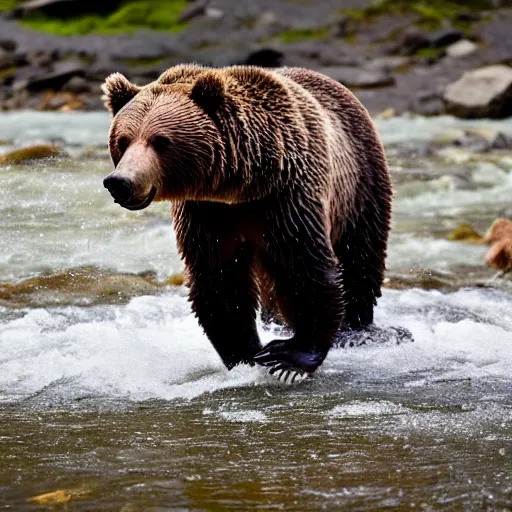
<box><xmin>102</xmin><ymin>64</ymin><xmax>393</xmax><ymax>372</ymax></box>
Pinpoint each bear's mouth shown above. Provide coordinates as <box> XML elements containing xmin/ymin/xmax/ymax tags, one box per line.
<box><xmin>120</xmin><ymin>187</ymin><xmax>157</xmax><ymax>211</ymax></box>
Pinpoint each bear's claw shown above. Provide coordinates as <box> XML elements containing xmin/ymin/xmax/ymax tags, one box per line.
<box><xmin>253</xmin><ymin>338</ymin><xmax>325</xmax><ymax>382</ymax></box>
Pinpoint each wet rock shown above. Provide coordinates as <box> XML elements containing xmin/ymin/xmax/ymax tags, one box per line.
<box><xmin>448</xmin><ymin>127</ymin><xmax>512</xmax><ymax>152</ymax></box>
<box><xmin>444</xmin><ymin>65</ymin><xmax>512</xmax><ymax>119</ymax></box>
<box><xmin>0</xmin><ymin>144</ymin><xmax>62</xmax><ymax>165</ymax></box>
<box><xmin>166</xmin><ymin>272</ymin><xmax>185</xmax><ymax>287</ymax></box>
<box><xmin>447</xmin><ymin>223</ymin><xmax>484</xmax><ymax>243</ymax></box>
<box><xmin>445</xmin><ymin>39</ymin><xmax>479</xmax><ymax>59</ymax></box>
<box><xmin>0</xmin><ymin>266</ymin><xmax>166</xmax><ymax>308</ymax></box>
<box><xmin>483</xmin><ymin>218</ymin><xmax>512</xmax><ymax>273</ymax></box>
<box><xmin>383</xmin><ymin>271</ymin><xmax>460</xmax><ymax>292</ymax></box>
<box><xmin>318</xmin><ymin>66</ymin><xmax>395</xmax><ymax>89</ymax></box>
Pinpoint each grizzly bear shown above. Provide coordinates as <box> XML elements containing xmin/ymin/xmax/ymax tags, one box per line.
<box><xmin>102</xmin><ymin>64</ymin><xmax>392</xmax><ymax>382</ymax></box>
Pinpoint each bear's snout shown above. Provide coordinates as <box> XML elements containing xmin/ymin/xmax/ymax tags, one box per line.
<box><xmin>103</xmin><ymin>175</ymin><xmax>134</xmax><ymax>205</ymax></box>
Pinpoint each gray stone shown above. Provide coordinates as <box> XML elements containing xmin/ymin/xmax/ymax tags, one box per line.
<box><xmin>445</xmin><ymin>39</ymin><xmax>479</xmax><ymax>58</ymax></box>
<box><xmin>364</xmin><ymin>56</ymin><xmax>411</xmax><ymax>72</ymax></box>
<box><xmin>24</xmin><ymin>60</ymin><xmax>85</xmax><ymax>92</ymax></box>
<box><xmin>62</xmin><ymin>75</ymin><xmax>90</xmax><ymax>94</ymax></box>
<box><xmin>0</xmin><ymin>51</ymin><xmax>26</xmax><ymax>70</ymax></box>
<box><xmin>444</xmin><ymin>65</ymin><xmax>512</xmax><ymax>119</ymax></box>
<box><xmin>392</xmin><ymin>27</ymin><xmax>430</xmax><ymax>56</ymax></box>
<box><xmin>318</xmin><ymin>66</ymin><xmax>395</xmax><ymax>89</ymax></box>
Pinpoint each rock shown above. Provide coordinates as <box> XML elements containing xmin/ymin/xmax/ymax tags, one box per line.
<box><xmin>447</xmin><ymin>223</ymin><xmax>483</xmax><ymax>243</ymax></box>
<box><xmin>0</xmin><ymin>51</ymin><xmax>26</xmax><ymax>70</ymax></box>
<box><xmin>244</xmin><ymin>48</ymin><xmax>283</xmax><ymax>67</ymax></box>
<box><xmin>40</xmin><ymin>90</ymin><xmax>74</xmax><ymax>110</ymax></box>
<box><xmin>428</xmin><ymin>29</ymin><xmax>463</xmax><ymax>48</ymax></box>
<box><xmin>166</xmin><ymin>272</ymin><xmax>185</xmax><ymax>286</ymax></box>
<box><xmin>452</xmin><ymin>132</ymin><xmax>491</xmax><ymax>152</ymax></box>
<box><xmin>25</xmin><ymin>50</ymin><xmax>57</xmax><ymax>67</ymax></box>
<box><xmin>364</xmin><ymin>56</ymin><xmax>411</xmax><ymax>72</ymax></box>
<box><xmin>415</xmin><ymin>96</ymin><xmax>445</xmax><ymax>116</ymax></box>
<box><xmin>444</xmin><ymin>65</ymin><xmax>512</xmax><ymax>119</ymax></box>
<box><xmin>62</xmin><ymin>75</ymin><xmax>90</xmax><ymax>94</ymax></box>
<box><xmin>0</xmin><ymin>39</ymin><xmax>16</xmax><ymax>52</ymax></box>
<box><xmin>0</xmin><ymin>144</ymin><xmax>61</xmax><ymax>165</ymax></box>
<box><xmin>445</xmin><ymin>39</ymin><xmax>479</xmax><ymax>58</ymax></box>
<box><xmin>483</xmin><ymin>218</ymin><xmax>512</xmax><ymax>273</ymax></box>
<box><xmin>177</xmin><ymin>0</ymin><xmax>209</xmax><ymax>23</ymax></box>
<box><xmin>452</xmin><ymin>127</ymin><xmax>512</xmax><ymax>151</ymax></box>
<box><xmin>392</xmin><ymin>27</ymin><xmax>430</xmax><ymax>56</ymax></box>
<box><xmin>318</xmin><ymin>66</ymin><xmax>395</xmax><ymax>89</ymax></box>
<box><xmin>0</xmin><ymin>266</ymin><xmax>165</xmax><ymax>308</ymax></box>
<box><xmin>205</xmin><ymin>7</ymin><xmax>223</xmax><ymax>19</ymax></box>
<box><xmin>82</xmin><ymin>95</ymin><xmax>105</xmax><ymax>111</ymax></box>
<box><xmin>24</xmin><ymin>60</ymin><xmax>86</xmax><ymax>92</ymax></box>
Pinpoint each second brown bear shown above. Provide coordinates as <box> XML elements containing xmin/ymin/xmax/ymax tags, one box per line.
<box><xmin>102</xmin><ymin>64</ymin><xmax>393</xmax><ymax>382</ymax></box>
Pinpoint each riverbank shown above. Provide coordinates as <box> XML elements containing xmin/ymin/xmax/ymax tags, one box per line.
<box><xmin>0</xmin><ymin>0</ymin><xmax>512</xmax><ymax>117</ymax></box>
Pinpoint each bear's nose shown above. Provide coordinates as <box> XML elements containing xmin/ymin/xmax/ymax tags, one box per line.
<box><xmin>103</xmin><ymin>175</ymin><xmax>134</xmax><ymax>205</ymax></box>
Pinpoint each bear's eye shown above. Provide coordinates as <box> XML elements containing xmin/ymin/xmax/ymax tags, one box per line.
<box><xmin>150</xmin><ymin>135</ymin><xmax>172</xmax><ymax>152</ymax></box>
<box><xmin>117</xmin><ymin>136</ymin><xmax>131</xmax><ymax>154</ymax></box>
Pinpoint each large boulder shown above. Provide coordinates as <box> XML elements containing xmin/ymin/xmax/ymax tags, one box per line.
<box><xmin>444</xmin><ymin>65</ymin><xmax>512</xmax><ymax>119</ymax></box>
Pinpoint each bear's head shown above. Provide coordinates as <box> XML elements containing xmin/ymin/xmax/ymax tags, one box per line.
<box><xmin>101</xmin><ymin>71</ymin><xmax>227</xmax><ymax>210</ymax></box>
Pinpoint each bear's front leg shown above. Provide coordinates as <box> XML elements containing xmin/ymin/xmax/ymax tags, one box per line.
<box><xmin>253</xmin><ymin>196</ymin><xmax>345</xmax><ymax>381</ymax></box>
<box><xmin>177</xmin><ymin>202</ymin><xmax>262</xmax><ymax>370</ymax></box>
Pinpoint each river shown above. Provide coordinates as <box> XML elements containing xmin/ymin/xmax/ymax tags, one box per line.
<box><xmin>1</xmin><ymin>112</ymin><xmax>511</xmax><ymax>510</ymax></box>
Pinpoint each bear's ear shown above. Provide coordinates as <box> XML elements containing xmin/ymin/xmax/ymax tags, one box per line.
<box><xmin>190</xmin><ymin>72</ymin><xmax>226</xmax><ymax>114</ymax></box>
<box><xmin>101</xmin><ymin>73</ymin><xmax>141</xmax><ymax>117</ymax></box>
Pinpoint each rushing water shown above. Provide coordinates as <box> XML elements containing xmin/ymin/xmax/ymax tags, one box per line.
<box><xmin>1</xmin><ymin>112</ymin><xmax>511</xmax><ymax>511</ymax></box>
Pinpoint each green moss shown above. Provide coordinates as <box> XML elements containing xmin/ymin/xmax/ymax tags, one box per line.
<box><xmin>119</xmin><ymin>56</ymin><xmax>168</xmax><ymax>68</ymax></box>
<box><xmin>278</xmin><ymin>27</ymin><xmax>330</xmax><ymax>44</ymax></box>
<box><xmin>17</xmin><ymin>0</ymin><xmax>188</xmax><ymax>36</ymax></box>
<box><xmin>345</xmin><ymin>0</ymin><xmax>495</xmax><ymax>31</ymax></box>
<box><xmin>415</xmin><ymin>47</ymin><xmax>443</xmax><ymax>58</ymax></box>
<box><xmin>0</xmin><ymin>0</ymin><xmax>20</xmax><ymax>12</ymax></box>
<box><xmin>0</xmin><ymin>66</ymin><xmax>16</xmax><ymax>80</ymax></box>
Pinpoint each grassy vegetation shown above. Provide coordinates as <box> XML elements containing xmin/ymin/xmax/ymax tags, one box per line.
<box><xmin>345</xmin><ymin>0</ymin><xmax>492</xmax><ymax>31</ymax></box>
<box><xmin>1</xmin><ymin>1</ymin><xmax>188</xmax><ymax>35</ymax></box>
<box><xmin>278</xmin><ymin>27</ymin><xmax>330</xmax><ymax>44</ymax></box>
<box><xmin>0</xmin><ymin>0</ymin><xmax>19</xmax><ymax>12</ymax></box>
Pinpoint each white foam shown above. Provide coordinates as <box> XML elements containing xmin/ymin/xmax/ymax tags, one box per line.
<box><xmin>1</xmin><ymin>287</ymin><xmax>511</xmax><ymax>404</ymax></box>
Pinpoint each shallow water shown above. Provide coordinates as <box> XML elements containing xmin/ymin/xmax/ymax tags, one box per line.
<box><xmin>1</xmin><ymin>112</ymin><xmax>511</xmax><ymax>511</ymax></box>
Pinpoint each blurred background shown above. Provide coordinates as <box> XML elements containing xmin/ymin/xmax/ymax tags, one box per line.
<box><xmin>0</xmin><ymin>0</ymin><xmax>511</xmax><ymax>117</ymax></box>
<box><xmin>1</xmin><ymin>3</ymin><xmax>512</xmax><ymax>510</ymax></box>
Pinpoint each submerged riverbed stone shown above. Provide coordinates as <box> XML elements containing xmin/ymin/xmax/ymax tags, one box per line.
<box><xmin>0</xmin><ymin>144</ymin><xmax>61</xmax><ymax>165</ymax></box>
<box><xmin>444</xmin><ymin>65</ymin><xmax>512</xmax><ymax>119</ymax></box>
<box><xmin>0</xmin><ymin>266</ymin><xmax>167</xmax><ymax>308</ymax></box>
